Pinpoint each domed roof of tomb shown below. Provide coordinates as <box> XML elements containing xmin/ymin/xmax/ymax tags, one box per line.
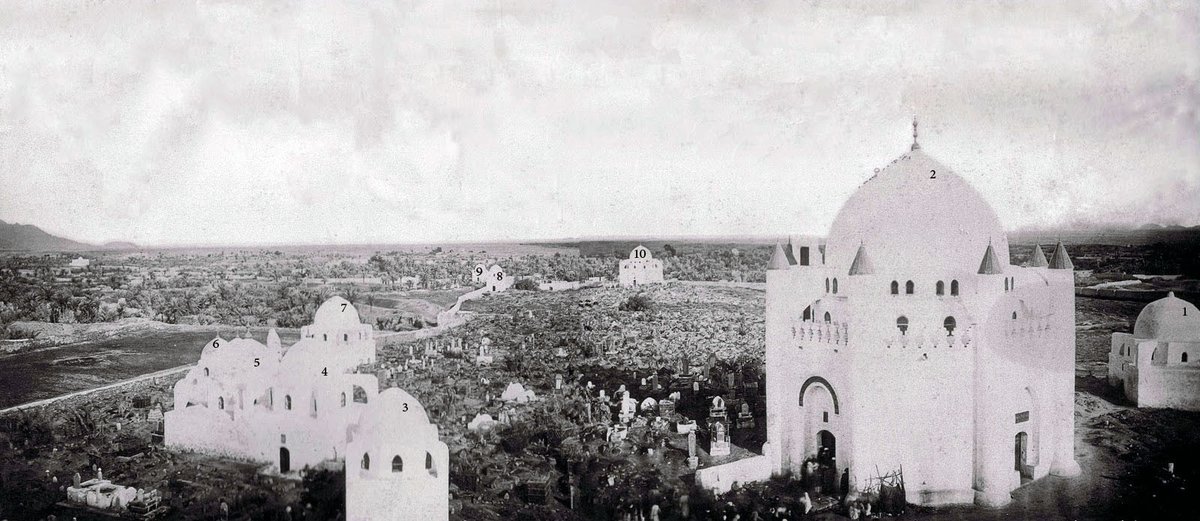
<box><xmin>1133</xmin><ymin>292</ymin><xmax>1200</xmax><ymax>342</ymax></box>
<box><xmin>312</xmin><ymin>296</ymin><xmax>362</xmax><ymax>329</ymax></box>
<box><xmin>826</xmin><ymin>147</ymin><xmax>1008</xmax><ymax>275</ymax></box>
<box><xmin>279</xmin><ymin>338</ymin><xmax>342</xmax><ymax>375</ymax></box>
<box><xmin>358</xmin><ymin>387</ymin><xmax>433</xmax><ymax>440</ymax></box>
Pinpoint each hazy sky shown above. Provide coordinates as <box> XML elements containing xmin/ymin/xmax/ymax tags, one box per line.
<box><xmin>1</xmin><ymin>0</ymin><xmax>1197</xmax><ymax>246</ymax></box>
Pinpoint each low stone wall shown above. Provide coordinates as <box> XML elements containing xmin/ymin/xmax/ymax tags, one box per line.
<box><xmin>1076</xmin><ymin>288</ymin><xmax>1200</xmax><ymax>303</ymax></box>
<box><xmin>695</xmin><ymin>455</ymin><xmax>773</xmax><ymax>494</ymax></box>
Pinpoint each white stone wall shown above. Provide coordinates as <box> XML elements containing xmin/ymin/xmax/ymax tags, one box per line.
<box><xmin>765</xmin><ymin>254</ymin><xmax>1076</xmax><ymax>507</ymax></box>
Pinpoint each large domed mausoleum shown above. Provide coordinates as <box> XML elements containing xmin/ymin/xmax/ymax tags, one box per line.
<box><xmin>736</xmin><ymin>123</ymin><xmax>1081</xmax><ymax>508</ymax></box>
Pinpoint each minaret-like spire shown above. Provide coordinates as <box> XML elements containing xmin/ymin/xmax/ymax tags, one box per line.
<box><xmin>1048</xmin><ymin>241</ymin><xmax>1074</xmax><ymax>270</ymax></box>
<box><xmin>911</xmin><ymin>115</ymin><xmax>920</xmax><ymax>151</ymax></box>
<box><xmin>1030</xmin><ymin>244</ymin><xmax>1049</xmax><ymax>268</ymax></box>
<box><xmin>768</xmin><ymin>243</ymin><xmax>790</xmax><ymax>270</ymax></box>
<box><xmin>848</xmin><ymin>242</ymin><xmax>875</xmax><ymax>276</ymax></box>
<box><xmin>978</xmin><ymin>240</ymin><xmax>1004</xmax><ymax>275</ymax></box>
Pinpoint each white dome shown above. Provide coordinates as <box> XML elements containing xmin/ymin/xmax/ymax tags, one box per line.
<box><xmin>826</xmin><ymin>149</ymin><xmax>1008</xmax><ymax>275</ymax></box>
<box><xmin>358</xmin><ymin>388</ymin><xmax>433</xmax><ymax>440</ymax></box>
<box><xmin>312</xmin><ymin>296</ymin><xmax>363</xmax><ymax>329</ymax></box>
<box><xmin>1134</xmin><ymin>292</ymin><xmax>1200</xmax><ymax>342</ymax></box>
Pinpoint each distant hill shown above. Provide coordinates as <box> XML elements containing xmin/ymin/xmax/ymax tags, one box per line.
<box><xmin>0</xmin><ymin>219</ymin><xmax>95</xmax><ymax>251</ymax></box>
<box><xmin>100</xmin><ymin>241</ymin><xmax>140</xmax><ymax>251</ymax></box>
<box><xmin>1009</xmin><ymin>225</ymin><xmax>1200</xmax><ymax>246</ymax></box>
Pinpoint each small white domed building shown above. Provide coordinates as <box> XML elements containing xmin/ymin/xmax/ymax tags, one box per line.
<box><xmin>166</xmin><ymin>297</ymin><xmax>381</xmax><ymax>473</ymax></box>
<box><xmin>1108</xmin><ymin>292</ymin><xmax>1200</xmax><ymax>410</ymax></box>
<box><xmin>484</xmin><ymin>264</ymin><xmax>512</xmax><ymax>293</ymax></box>
<box><xmin>760</xmin><ymin>131</ymin><xmax>1079</xmax><ymax>507</ymax></box>
<box><xmin>346</xmin><ymin>388</ymin><xmax>449</xmax><ymax>521</ymax></box>
<box><xmin>619</xmin><ymin>245</ymin><xmax>664</xmax><ymax>287</ymax></box>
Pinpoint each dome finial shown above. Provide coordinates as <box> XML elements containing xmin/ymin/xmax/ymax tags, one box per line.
<box><xmin>911</xmin><ymin>115</ymin><xmax>920</xmax><ymax>151</ymax></box>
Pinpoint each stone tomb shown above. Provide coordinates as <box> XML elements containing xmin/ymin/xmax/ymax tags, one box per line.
<box><xmin>708</xmin><ymin>420</ymin><xmax>731</xmax><ymax>457</ymax></box>
<box><xmin>736</xmin><ymin>403</ymin><xmax>755</xmax><ymax>429</ymax></box>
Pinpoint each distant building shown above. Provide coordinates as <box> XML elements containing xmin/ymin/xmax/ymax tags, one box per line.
<box><xmin>484</xmin><ymin>265</ymin><xmax>511</xmax><ymax>293</ymax></box>
<box><xmin>619</xmin><ymin>246</ymin><xmax>664</xmax><ymax>287</ymax></box>
<box><xmin>1108</xmin><ymin>292</ymin><xmax>1200</xmax><ymax>410</ymax></box>
<box><xmin>69</xmin><ymin>256</ymin><xmax>90</xmax><ymax>269</ymax></box>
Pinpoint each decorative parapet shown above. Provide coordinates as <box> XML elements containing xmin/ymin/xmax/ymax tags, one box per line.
<box><xmin>791</xmin><ymin>320</ymin><xmax>849</xmax><ymax>346</ymax></box>
<box><xmin>883</xmin><ymin>325</ymin><xmax>976</xmax><ymax>350</ymax></box>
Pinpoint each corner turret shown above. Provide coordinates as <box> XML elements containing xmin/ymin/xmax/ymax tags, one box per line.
<box><xmin>848</xmin><ymin>243</ymin><xmax>874</xmax><ymax>276</ymax></box>
<box><xmin>768</xmin><ymin>243</ymin><xmax>790</xmax><ymax>270</ymax></box>
<box><xmin>1029</xmin><ymin>244</ymin><xmax>1049</xmax><ymax>268</ymax></box>
<box><xmin>1048</xmin><ymin>242</ymin><xmax>1073</xmax><ymax>270</ymax></box>
<box><xmin>977</xmin><ymin>242</ymin><xmax>1004</xmax><ymax>275</ymax></box>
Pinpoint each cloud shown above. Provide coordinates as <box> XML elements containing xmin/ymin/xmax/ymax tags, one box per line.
<box><xmin>0</xmin><ymin>0</ymin><xmax>1196</xmax><ymax>245</ymax></box>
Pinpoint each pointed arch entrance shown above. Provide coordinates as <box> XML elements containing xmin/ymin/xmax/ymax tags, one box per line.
<box><xmin>791</xmin><ymin>376</ymin><xmax>841</xmax><ymax>481</ymax></box>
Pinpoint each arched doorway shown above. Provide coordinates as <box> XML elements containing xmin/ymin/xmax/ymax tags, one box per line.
<box><xmin>817</xmin><ymin>430</ymin><xmax>836</xmax><ymax>465</ymax></box>
<box><xmin>279</xmin><ymin>447</ymin><xmax>291</xmax><ymax>474</ymax></box>
<box><xmin>817</xmin><ymin>430</ymin><xmax>838</xmax><ymax>492</ymax></box>
<box><xmin>1014</xmin><ymin>432</ymin><xmax>1031</xmax><ymax>482</ymax></box>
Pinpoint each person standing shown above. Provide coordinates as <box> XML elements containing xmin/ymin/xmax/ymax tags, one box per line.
<box><xmin>840</xmin><ymin>469</ymin><xmax>850</xmax><ymax>500</ymax></box>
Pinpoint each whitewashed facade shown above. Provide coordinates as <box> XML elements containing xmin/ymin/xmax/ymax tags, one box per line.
<box><xmin>759</xmin><ymin>145</ymin><xmax>1080</xmax><ymax>507</ymax></box>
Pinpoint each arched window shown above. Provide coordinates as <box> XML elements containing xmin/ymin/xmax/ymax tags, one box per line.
<box><xmin>353</xmin><ymin>386</ymin><xmax>368</xmax><ymax>404</ymax></box>
<box><xmin>936</xmin><ymin>281</ymin><xmax>945</xmax><ymax>296</ymax></box>
<box><xmin>284</xmin><ymin>395</ymin><xmax>292</xmax><ymax>410</ymax></box>
<box><xmin>343</xmin><ymin>333</ymin><xmax>348</xmax><ymax>342</ymax></box>
<box><xmin>361</xmin><ymin>453</ymin><xmax>370</xmax><ymax>470</ymax></box>
<box><xmin>823</xmin><ymin>312</ymin><xmax>832</xmax><ymax>323</ymax></box>
<box><xmin>825</xmin><ymin>278</ymin><xmax>830</xmax><ymax>292</ymax></box>
<box><xmin>944</xmin><ymin>316</ymin><xmax>956</xmax><ymax>335</ymax></box>
<box><xmin>218</xmin><ymin>397</ymin><xmax>224</xmax><ymax>409</ymax></box>
<box><xmin>1120</xmin><ymin>345</ymin><xmax>1125</xmax><ymax>356</ymax></box>
<box><xmin>204</xmin><ymin>367</ymin><xmax>210</xmax><ymax>377</ymax></box>
<box><xmin>340</xmin><ymin>392</ymin><xmax>347</xmax><ymax>407</ymax></box>
<box><xmin>1010</xmin><ymin>277</ymin><xmax>1015</xmax><ymax>290</ymax></box>
<box><xmin>426</xmin><ymin>452</ymin><xmax>436</xmax><ymax>476</ymax></box>
<box><xmin>1184</xmin><ymin>353</ymin><xmax>1190</xmax><ymax>363</ymax></box>
<box><xmin>905</xmin><ymin>281</ymin><xmax>914</xmax><ymax>295</ymax></box>
<box><xmin>803</xmin><ymin>306</ymin><xmax>812</xmax><ymax>321</ymax></box>
<box><xmin>890</xmin><ymin>281</ymin><xmax>899</xmax><ymax>295</ymax></box>
<box><xmin>1004</xmin><ymin>278</ymin><xmax>1009</xmax><ymax>291</ymax></box>
<box><xmin>392</xmin><ymin>455</ymin><xmax>403</xmax><ymax>473</ymax></box>
<box><xmin>322</xmin><ymin>334</ymin><xmax>327</xmax><ymax>341</ymax></box>
<box><xmin>1012</xmin><ymin>311</ymin><xmax>1018</xmax><ymax>320</ymax></box>
<box><xmin>832</xmin><ymin>278</ymin><xmax>838</xmax><ymax>294</ymax></box>
<box><xmin>950</xmin><ymin>280</ymin><xmax>959</xmax><ymax>296</ymax></box>
<box><xmin>897</xmin><ymin>316</ymin><xmax>909</xmax><ymax>335</ymax></box>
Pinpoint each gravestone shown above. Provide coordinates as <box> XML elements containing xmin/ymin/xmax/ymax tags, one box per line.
<box><xmin>658</xmin><ymin>399</ymin><xmax>675</xmax><ymax>417</ymax></box>
<box><xmin>686</xmin><ymin>431</ymin><xmax>699</xmax><ymax>469</ymax></box>
<box><xmin>737</xmin><ymin>402</ymin><xmax>755</xmax><ymax>429</ymax></box>
<box><xmin>709</xmin><ymin>421</ymin><xmax>730</xmax><ymax>457</ymax></box>
<box><xmin>709</xmin><ymin>396</ymin><xmax>727</xmax><ymax>422</ymax></box>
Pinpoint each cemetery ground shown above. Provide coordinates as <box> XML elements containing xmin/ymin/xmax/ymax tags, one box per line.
<box><xmin>1</xmin><ymin>287</ymin><xmax>1197</xmax><ymax>520</ymax></box>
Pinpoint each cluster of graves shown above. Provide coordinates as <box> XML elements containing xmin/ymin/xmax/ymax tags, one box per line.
<box><xmin>590</xmin><ymin>354</ymin><xmax>765</xmax><ymax>467</ymax></box>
